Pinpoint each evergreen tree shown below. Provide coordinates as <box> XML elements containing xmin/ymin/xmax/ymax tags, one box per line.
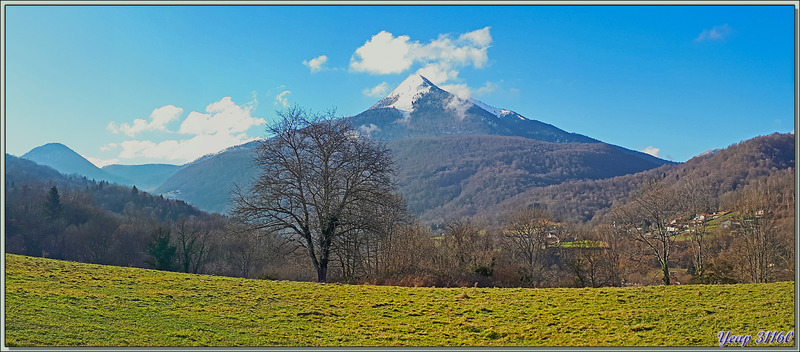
<box><xmin>43</xmin><ymin>186</ymin><xmax>62</xmax><ymax>221</ymax></box>
<box><xmin>146</xmin><ymin>227</ymin><xmax>177</xmax><ymax>271</ymax></box>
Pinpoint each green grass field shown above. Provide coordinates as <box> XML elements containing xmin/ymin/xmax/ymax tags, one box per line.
<box><xmin>4</xmin><ymin>253</ymin><xmax>796</xmax><ymax>347</ymax></box>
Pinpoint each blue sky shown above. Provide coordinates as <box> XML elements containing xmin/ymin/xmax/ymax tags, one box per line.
<box><xmin>4</xmin><ymin>4</ymin><xmax>796</xmax><ymax>166</ymax></box>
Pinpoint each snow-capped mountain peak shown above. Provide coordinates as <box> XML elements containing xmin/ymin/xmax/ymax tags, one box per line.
<box><xmin>370</xmin><ymin>74</ymin><xmax>435</xmax><ymax>112</ymax></box>
<box><xmin>369</xmin><ymin>73</ymin><xmax>528</xmax><ymax>121</ymax></box>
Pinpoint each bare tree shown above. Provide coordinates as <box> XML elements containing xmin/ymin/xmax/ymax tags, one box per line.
<box><xmin>440</xmin><ymin>220</ymin><xmax>476</xmax><ymax>272</ymax></box>
<box><xmin>332</xmin><ymin>192</ymin><xmax>408</xmax><ymax>281</ymax></box>
<box><xmin>594</xmin><ymin>223</ymin><xmax>624</xmax><ymax>286</ymax></box>
<box><xmin>562</xmin><ymin>225</ymin><xmax>621</xmax><ymax>288</ymax></box>
<box><xmin>382</xmin><ymin>224</ymin><xmax>436</xmax><ymax>278</ymax></box>
<box><xmin>501</xmin><ymin>208</ymin><xmax>560</xmax><ymax>287</ymax></box>
<box><xmin>63</xmin><ymin>214</ymin><xmax>118</xmax><ymax>265</ymax></box>
<box><xmin>436</xmin><ymin>219</ymin><xmax>496</xmax><ymax>286</ymax></box>
<box><xmin>677</xmin><ymin>178</ymin><xmax>716</xmax><ymax>280</ymax></box>
<box><xmin>611</xmin><ymin>178</ymin><xmax>681</xmax><ymax>285</ymax></box>
<box><xmin>221</xmin><ymin>225</ymin><xmax>269</xmax><ymax>278</ymax></box>
<box><xmin>232</xmin><ymin>107</ymin><xmax>406</xmax><ymax>282</ymax></box>
<box><xmin>721</xmin><ymin>170</ymin><xmax>794</xmax><ymax>283</ymax></box>
<box><xmin>174</xmin><ymin>215</ymin><xmax>220</xmax><ymax>274</ymax></box>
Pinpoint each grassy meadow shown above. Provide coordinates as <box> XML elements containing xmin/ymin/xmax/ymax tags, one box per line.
<box><xmin>4</xmin><ymin>253</ymin><xmax>795</xmax><ymax>347</ymax></box>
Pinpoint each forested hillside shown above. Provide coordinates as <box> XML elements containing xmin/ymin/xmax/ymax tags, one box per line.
<box><xmin>154</xmin><ymin>142</ymin><xmax>261</xmax><ymax>214</ymax></box>
<box><xmin>5</xmin><ymin>154</ymin><xmax>271</xmax><ymax>278</ymax></box>
<box><xmin>4</xmin><ymin>132</ymin><xmax>795</xmax><ymax>287</ymax></box>
<box><xmin>492</xmin><ymin>133</ymin><xmax>795</xmax><ymax>223</ymax></box>
<box><xmin>388</xmin><ymin>135</ymin><xmax>670</xmax><ymax>224</ymax></box>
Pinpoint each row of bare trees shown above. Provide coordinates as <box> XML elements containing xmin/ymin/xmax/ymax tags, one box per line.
<box><xmin>716</xmin><ymin>168</ymin><xmax>795</xmax><ymax>284</ymax></box>
<box><xmin>608</xmin><ymin>178</ymin><xmax>716</xmax><ymax>285</ymax></box>
<box><xmin>230</xmin><ymin>107</ymin><xmax>793</xmax><ymax>286</ymax></box>
<box><xmin>607</xmin><ymin>168</ymin><xmax>794</xmax><ymax>286</ymax></box>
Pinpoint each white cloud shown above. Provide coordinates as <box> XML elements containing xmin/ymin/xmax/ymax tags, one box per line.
<box><xmin>109</xmin><ymin>96</ymin><xmax>267</xmax><ymax>164</ymax></box>
<box><xmin>445</xmin><ymin>95</ymin><xmax>471</xmax><ymax>121</ymax></box>
<box><xmin>439</xmin><ymin>83</ymin><xmax>471</xmax><ymax>100</ymax></box>
<box><xmin>117</xmin><ymin>139</ymin><xmax>157</xmax><ymax>159</ymax></box>
<box><xmin>695</xmin><ymin>24</ymin><xmax>732</xmax><ymax>42</ymax></box>
<box><xmin>245</xmin><ymin>90</ymin><xmax>259</xmax><ymax>111</ymax></box>
<box><xmin>84</xmin><ymin>156</ymin><xmax>119</xmax><ymax>168</ymax></box>
<box><xmin>116</xmin><ymin>134</ymin><xmax>263</xmax><ymax>163</ymax></box>
<box><xmin>642</xmin><ymin>146</ymin><xmax>661</xmax><ymax>158</ymax></box>
<box><xmin>459</xmin><ymin>26</ymin><xmax>492</xmax><ymax>47</ymax></box>
<box><xmin>394</xmin><ymin>111</ymin><xmax>412</xmax><ymax>127</ymax></box>
<box><xmin>107</xmin><ymin>105</ymin><xmax>183</xmax><ymax>137</ymax></box>
<box><xmin>415</xmin><ymin>62</ymin><xmax>459</xmax><ymax>86</ymax></box>
<box><xmin>275</xmin><ymin>90</ymin><xmax>291</xmax><ymax>107</ymax></box>
<box><xmin>350</xmin><ymin>27</ymin><xmax>493</xmax><ymax>87</ymax></box>
<box><xmin>303</xmin><ymin>55</ymin><xmax>329</xmax><ymax>73</ymax></box>
<box><xmin>179</xmin><ymin>97</ymin><xmax>265</xmax><ymax>136</ymax></box>
<box><xmin>150</xmin><ymin>105</ymin><xmax>183</xmax><ymax>129</ymax></box>
<box><xmin>357</xmin><ymin>123</ymin><xmax>380</xmax><ymax>138</ymax></box>
<box><xmin>350</xmin><ymin>31</ymin><xmax>416</xmax><ymax>74</ymax></box>
<box><xmin>476</xmin><ymin>81</ymin><xmax>498</xmax><ymax>96</ymax></box>
<box><xmin>362</xmin><ymin>82</ymin><xmax>390</xmax><ymax>97</ymax></box>
<box><xmin>439</xmin><ymin>81</ymin><xmax>499</xmax><ymax>101</ymax></box>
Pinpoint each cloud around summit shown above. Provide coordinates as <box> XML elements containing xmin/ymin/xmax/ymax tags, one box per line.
<box><xmin>349</xmin><ymin>27</ymin><xmax>493</xmax><ymax>87</ymax></box>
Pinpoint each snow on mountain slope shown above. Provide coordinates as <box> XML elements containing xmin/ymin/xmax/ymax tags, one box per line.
<box><xmin>370</xmin><ymin>74</ymin><xmax>434</xmax><ymax>113</ymax></box>
<box><xmin>468</xmin><ymin>97</ymin><xmax>502</xmax><ymax>117</ymax></box>
<box><xmin>370</xmin><ymin>73</ymin><xmax>527</xmax><ymax>121</ymax></box>
<box><xmin>469</xmin><ymin>98</ymin><xmax>528</xmax><ymax>120</ymax></box>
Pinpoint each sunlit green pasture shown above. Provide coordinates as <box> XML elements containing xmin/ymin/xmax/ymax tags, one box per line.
<box><xmin>4</xmin><ymin>253</ymin><xmax>795</xmax><ymax>347</ymax></box>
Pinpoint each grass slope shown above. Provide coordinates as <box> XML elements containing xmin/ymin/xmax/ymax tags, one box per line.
<box><xmin>4</xmin><ymin>254</ymin><xmax>795</xmax><ymax>347</ymax></box>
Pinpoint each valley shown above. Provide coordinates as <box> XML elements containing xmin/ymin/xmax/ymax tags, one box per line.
<box><xmin>6</xmin><ymin>74</ymin><xmax>795</xmax><ymax>288</ymax></box>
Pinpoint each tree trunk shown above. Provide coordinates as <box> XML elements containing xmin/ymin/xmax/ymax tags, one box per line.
<box><xmin>318</xmin><ymin>255</ymin><xmax>329</xmax><ymax>282</ymax></box>
<box><xmin>661</xmin><ymin>260</ymin><xmax>671</xmax><ymax>285</ymax></box>
<box><xmin>315</xmin><ymin>218</ymin><xmax>337</xmax><ymax>283</ymax></box>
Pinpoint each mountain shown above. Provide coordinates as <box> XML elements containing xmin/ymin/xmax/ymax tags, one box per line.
<box><xmin>6</xmin><ymin>153</ymin><xmax>204</xmax><ymax>218</ymax></box>
<box><xmin>21</xmin><ymin>143</ymin><xmax>132</xmax><ymax>186</ymax></box>
<box><xmin>490</xmin><ymin>132</ymin><xmax>795</xmax><ymax>223</ymax></box>
<box><xmin>102</xmin><ymin>164</ymin><xmax>181</xmax><ymax>192</ymax></box>
<box><xmin>389</xmin><ymin>135</ymin><xmax>670</xmax><ymax>223</ymax></box>
<box><xmin>5</xmin><ymin>154</ymin><xmax>86</xmax><ymax>190</ymax></box>
<box><xmin>6</xmin><ymin>152</ymin><xmax>209</xmax><ymax>266</ymax></box>
<box><xmin>154</xmin><ymin>74</ymin><xmax>671</xmax><ymax>219</ymax></box>
<box><xmin>347</xmin><ymin>74</ymin><xmax>603</xmax><ymax>144</ymax></box>
<box><xmin>18</xmin><ymin>143</ymin><xmax>181</xmax><ymax>192</ymax></box>
<box><xmin>153</xmin><ymin>141</ymin><xmax>261</xmax><ymax>214</ymax></box>
<box><xmin>16</xmin><ymin>75</ymin><xmax>673</xmax><ymax>219</ymax></box>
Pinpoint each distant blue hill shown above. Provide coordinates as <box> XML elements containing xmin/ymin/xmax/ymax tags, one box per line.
<box><xmin>20</xmin><ymin>143</ymin><xmax>183</xmax><ymax>193</ymax></box>
<box><xmin>21</xmin><ymin>143</ymin><xmax>131</xmax><ymax>186</ymax></box>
